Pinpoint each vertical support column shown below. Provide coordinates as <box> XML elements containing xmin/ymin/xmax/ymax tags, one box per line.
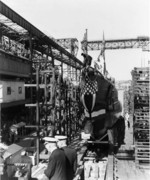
<box><xmin>66</xmin><ymin>60</ymin><xmax>71</xmax><ymax>141</ymax></box>
<box><xmin>44</xmin><ymin>46</ymin><xmax>49</xmax><ymax>134</ymax></box>
<box><xmin>75</xmin><ymin>64</ymin><xmax>77</xmax><ymax>82</ymax></box>
<box><xmin>59</xmin><ymin>54</ymin><xmax>64</xmax><ymax>134</ymax></box>
<box><xmin>0</xmin><ymin>24</ymin><xmax>2</xmax><ymax>46</ymax></box>
<box><xmin>36</xmin><ymin>67</ymin><xmax>40</xmax><ymax>165</ymax></box>
<box><xmin>68</xmin><ymin>84</ymin><xmax>71</xmax><ymax>143</ymax></box>
<box><xmin>29</xmin><ymin>34</ymin><xmax>33</xmax><ymax>125</ymax></box>
<box><xmin>0</xmin><ymin>103</ymin><xmax>4</xmax><ymax>176</ymax></box>
<box><xmin>0</xmin><ymin>103</ymin><xmax>1</xmax><ymax>143</ymax></box>
<box><xmin>59</xmin><ymin>53</ymin><xmax>64</xmax><ymax>134</ymax></box>
<box><xmin>44</xmin><ymin>72</ymin><xmax>47</xmax><ymax>131</ymax></box>
<box><xmin>49</xmin><ymin>46</ymin><xmax>56</xmax><ymax>132</ymax></box>
<box><xmin>61</xmin><ymin>61</ymin><xmax>63</xmax><ymax>80</ymax></box>
<box><xmin>75</xmin><ymin>64</ymin><xmax>78</xmax><ymax>134</ymax></box>
<box><xmin>67</xmin><ymin>58</ymin><xmax>71</xmax><ymax>81</ymax></box>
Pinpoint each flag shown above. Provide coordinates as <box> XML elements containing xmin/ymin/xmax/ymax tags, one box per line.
<box><xmin>101</xmin><ymin>32</ymin><xmax>106</xmax><ymax>75</ymax></box>
<box><xmin>81</xmin><ymin>29</ymin><xmax>88</xmax><ymax>54</ymax></box>
<box><xmin>100</xmin><ymin>31</ymin><xmax>105</xmax><ymax>59</ymax></box>
<box><xmin>96</xmin><ymin>32</ymin><xmax>106</xmax><ymax>75</ymax></box>
<box><xmin>97</xmin><ymin>32</ymin><xmax>105</xmax><ymax>61</ymax></box>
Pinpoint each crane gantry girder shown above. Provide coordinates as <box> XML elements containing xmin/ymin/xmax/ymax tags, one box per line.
<box><xmin>83</xmin><ymin>37</ymin><xmax>150</xmax><ymax>51</ymax></box>
<box><xmin>56</xmin><ymin>38</ymin><xmax>79</xmax><ymax>56</ymax></box>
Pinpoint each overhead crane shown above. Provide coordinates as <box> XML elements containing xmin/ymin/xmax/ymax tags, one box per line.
<box><xmin>81</xmin><ymin>29</ymin><xmax>150</xmax><ymax>76</ymax></box>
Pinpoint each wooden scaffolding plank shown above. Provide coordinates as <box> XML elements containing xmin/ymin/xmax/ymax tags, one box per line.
<box><xmin>105</xmin><ymin>155</ymin><xmax>114</xmax><ymax>180</ymax></box>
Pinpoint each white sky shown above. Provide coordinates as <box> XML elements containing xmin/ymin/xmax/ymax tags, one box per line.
<box><xmin>2</xmin><ymin>0</ymin><xmax>150</xmax><ymax>81</ymax></box>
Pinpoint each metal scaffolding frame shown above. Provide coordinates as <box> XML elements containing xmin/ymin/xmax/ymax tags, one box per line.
<box><xmin>0</xmin><ymin>1</ymin><xmax>83</xmax><ymax>69</ymax></box>
<box><xmin>0</xmin><ymin>1</ymin><xmax>83</xmax><ymax>165</ymax></box>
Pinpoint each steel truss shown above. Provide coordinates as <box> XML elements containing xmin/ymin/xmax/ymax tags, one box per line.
<box><xmin>0</xmin><ymin>1</ymin><xmax>83</xmax><ymax>69</ymax></box>
<box><xmin>0</xmin><ymin>1</ymin><xmax>83</xmax><ymax>166</ymax></box>
<box><xmin>82</xmin><ymin>37</ymin><xmax>150</xmax><ymax>51</ymax></box>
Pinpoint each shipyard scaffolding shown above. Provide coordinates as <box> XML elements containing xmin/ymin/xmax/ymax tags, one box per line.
<box><xmin>0</xmin><ymin>1</ymin><xmax>83</xmax><ymax>166</ymax></box>
<box><xmin>132</xmin><ymin>67</ymin><xmax>150</xmax><ymax>169</ymax></box>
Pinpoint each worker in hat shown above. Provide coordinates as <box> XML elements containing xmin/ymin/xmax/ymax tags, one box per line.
<box><xmin>39</xmin><ymin>137</ymin><xmax>67</xmax><ymax>180</ymax></box>
<box><xmin>55</xmin><ymin>135</ymin><xmax>77</xmax><ymax>180</ymax></box>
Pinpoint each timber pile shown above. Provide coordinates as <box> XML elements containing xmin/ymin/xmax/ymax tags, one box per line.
<box><xmin>132</xmin><ymin>67</ymin><xmax>150</xmax><ymax>169</ymax></box>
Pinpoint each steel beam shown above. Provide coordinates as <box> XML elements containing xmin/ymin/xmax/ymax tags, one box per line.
<box><xmin>81</xmin><ymin>37</ymin><xmax>150</xmax><ymax>51</ymax></box>
<box><xmin>0</xmin><ymin>1</ymin><xmax>83</xmax><ymax>68</ymax></box>
<box><xmin>56</xmin><ymin>38</ymin><xmax>78</xmax><ymax>49</ymax></box>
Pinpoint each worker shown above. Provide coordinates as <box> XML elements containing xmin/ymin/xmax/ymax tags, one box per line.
<box><xmin>55</xmin><ymin>135</ymin><xmax>77</xmax><ymax>180</ymax></box>
<box><xmin>81</xmin><ymin>53</ymin><xmax>92</xmax><ymax>67</ymax></box>
<box><xmin>39</xmin><ymin>137</ymin><xmax>67</xmax><ymax>180</ymax></box>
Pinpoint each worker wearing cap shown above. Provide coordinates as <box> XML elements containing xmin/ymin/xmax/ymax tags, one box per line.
<box><xmin>55</xmin><ymin>135</ymin><xmax>77</xmax><ymax>180</ymax></box>
<box><xmin>39</xmin><ymin>137</ymin><xmax>67</xmax><ymax>180</ymax></box>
